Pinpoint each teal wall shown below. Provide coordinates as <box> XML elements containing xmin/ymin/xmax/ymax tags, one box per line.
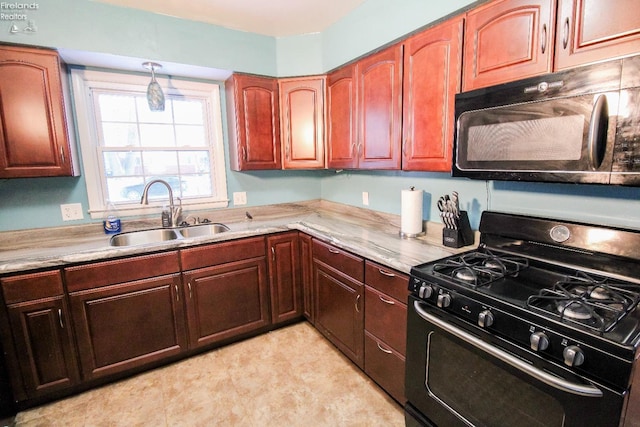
<box><xmin>0</xmin><ymin>0</ymin><xmax>639</xmax><ymax>232</ymax></box>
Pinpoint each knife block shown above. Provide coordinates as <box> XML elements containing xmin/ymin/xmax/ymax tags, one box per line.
<box><xmin>442</xmin><ymin>211</ymin><xmax>474</xmax><ymax>248</ymax></box>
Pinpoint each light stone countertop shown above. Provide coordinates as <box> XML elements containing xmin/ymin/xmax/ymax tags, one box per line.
<box><xmin>0</xmin><ymin>200</ymin><xmax>469</xmax><ymax>276</ymax></box>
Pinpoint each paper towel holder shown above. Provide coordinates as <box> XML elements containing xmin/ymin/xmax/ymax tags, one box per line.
<box><xmin>399</xmin><ymin>186</ymin><xmax>425</xmax><ymax>239</ymax></box>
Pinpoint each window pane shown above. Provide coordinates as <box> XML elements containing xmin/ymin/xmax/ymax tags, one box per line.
<box><xmin>142</xmin><ymin>151</ymin><xmax>179</xmax><ymax>175</ymax></box>
<box><xmin>101</xmin><ymin>123</ymin><xmax>140</xmax><ymax>147</ymax></box>
<box><xmin>103</xmin><ymin>152</ymin><xmax>142</xmax><ymax>176</ymax></box>
<box><xmin>173</xmin><ymin>99</ymin><xmax>204</xmax><ymax>124</ymax></box>
<box><xmin>136</xmin><ymin>97</ymin><xmax>173</xmax><ymax>123</ymax></box>
<box><xmin>179</xmin><ymin>151</ymin><xmax>210</xmax><ymax>173</ymax></box>
<box><xmin>98</xmin><ymin>94</ymin><xmax>137</xmax><ymax>122</ymax></box>
<box><xmin>182</xmin><ymin>174</ymin><xmax>212</xmax><ymax>198</ymax></box>
<box><xmin>106</xmin><ymin>176</ymin><xmax>145</xmax><ymax>203</ymax></box>
<box><xmin>139</xmin><ymin>124</ymin><xmax>176</xmax><ymax>147</ymax></box>
<box><xmin>175</xmin><ymin>125</ymin><xmax>206</xmax><ymax>147</ymax></box>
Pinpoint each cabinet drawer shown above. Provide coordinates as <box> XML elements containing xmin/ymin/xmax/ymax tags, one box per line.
<box><xmin>312</xmin><ymin>239</ymin><xmax>364</xmax><ymax>282</ymax></box>
<box><xmin>1</xmin><ymin>270</ymin><xmax>63</xmax><ymax>304</ymax></box>
<box><xmin>364</xmin><ymin>285</ymin><xmax>407</xmax><ymax>355</ymax></box>
<box><xmin>364</xmin><ymin>331</ymin><xmax>405</xmax><ymax>404</ymax></box>
<box><xmin>64</xmin><ymin>251</ymin><xmax>180</xmax><ymax>292</ymax></box>
<box><xmin>180</xmin><ymin>236</ymin><xmax>266</xmax><ymax>271</ymax></box>
<box><xmin>365</xmin><ymin>261</ymin><xmax>408</xmax><ymax>303</ymax></box>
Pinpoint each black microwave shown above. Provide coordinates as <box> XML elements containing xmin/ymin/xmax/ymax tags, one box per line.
<box><xmin>452</xmin><ymin>55</ymin><xmax>640</xmax><ymax>186</ymax></box>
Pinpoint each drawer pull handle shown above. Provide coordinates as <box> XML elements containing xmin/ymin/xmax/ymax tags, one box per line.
<box><xmin>188</xmin><ymin>282</ymin><xmax>193</xmax><ymax>299</ymax></box>
<box><xmin>379</xmin><ymin>295</ymin><xmax>395</xmax><ymax>305</ymax></box>
<box><xmin>175</xmin><ymin>285</ymin><xmax>180</xmax><ymax>302</ymax></box>
<box><xmin>58</xmin><ymin>309</ymin><xmax>64</xmax><ymax>329</ymax></box>
<box><xmin>563</xmin><ymin>17</ymin><xmax>570</xmax><ymax>49</ymax></box>
<box><xmin>355</xmin><ymin>294</ymin><xmax>361</xmax><ymax>313</ymax></box>
<box><xmin>541</xmin><ymin>24</ymin><xmax>547</xmax><ymax>54</ymax></box>
<box><xmin>377</xmin><ymin>342</ymin><xmax>393</xmax><ymax>354</ymax></box>
<box><xmin>328</xmin><ymin>248</ymin><xmax>340</xmax><ymax>254</ymax></box>
<box><xmin>378</xmin><ymin>269</ymin><xmax>395</xmax><ymax>278</ymax></box>
<box><xmin>271</xmin><ymin>246</ymin><xmax>275</xmax><ymax>261</ymax></box>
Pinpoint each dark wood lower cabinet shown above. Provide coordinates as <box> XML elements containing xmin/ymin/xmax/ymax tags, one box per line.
<box><xmin>7</xmin><ymin>296</ymin><xmax>79</xmax><ymax>399</ymax></box>
<box><xmin>267</xmin><ymin>232</ymin><xmax>303</xmax><ymax>324</ymax></box>
<box><xmin>364</xmin><ymin>331</ymin><xmax>406</xmax><ymax>403</ymax></box>
<box><xmin>69</xmin><ymin>274</ymin><xmax>187</xmax><ymax>380</ymax></box>
<box><xmin>182</xmin><ymin>257</ymin><xmax>270</xmax><ymax>348</ymax></box>
<box><xmin>1</xmin><ymin>270</ymin><xmax>79</xmax><ymax>401</ymax></box>
<box><xmin>313</xmin><ymin>260</ymin><xmax>364</xmax><ymax>368</ymax></box>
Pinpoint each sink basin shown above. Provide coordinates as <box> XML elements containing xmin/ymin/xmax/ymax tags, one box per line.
<box><xmin>109</xmin><ymin>229</ymin><xmax>180</xmax><ymax>246</ymax></box>
<box><xmin>109</xmin><ymin>223</ymin><xmax>230</xmax><ymax>246</ymax></box>
<box><xmin>178</xmin><ymin>223</ymin><xmax>231</xmax><ymax>238</ymax></box>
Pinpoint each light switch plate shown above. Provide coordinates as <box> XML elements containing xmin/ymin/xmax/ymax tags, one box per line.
<box><xmin>60</xmin><ymin>203</ymin><xmax>84</xmax><ymax>221</ymax></box>
<box><xmin>233</xmin><ymin>192</ymin><xmax>247</xmax><ymax>206</ymax></box>
<box><xmin>362</xmin><ymin>192</ymin><xmax>369</xmax><ymax>206</ymax></box>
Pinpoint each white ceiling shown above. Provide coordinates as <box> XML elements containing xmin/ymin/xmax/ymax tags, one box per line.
<box><xmin>94</xmin><ymin>0</ymin><xmax>368</xmax><ymax>37</ymax></box>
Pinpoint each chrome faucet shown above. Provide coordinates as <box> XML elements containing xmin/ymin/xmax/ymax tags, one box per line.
<box><xmin>140</xmin><ymin>179</ymin><xmax>182</xmax><ymax>227</ymax></box>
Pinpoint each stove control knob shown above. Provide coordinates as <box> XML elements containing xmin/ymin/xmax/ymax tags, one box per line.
<box><xmin>437</xmin><ymin>293</ymin><xmax>451</xmax><ymax>308</ymax></box>
<box><xmin>563</xmin><ymin>345</ymin><xmax>585</xmax><ymax>367</ymax></box>
<box><xmin>530</xmin><ymin>332</ymin><xmax>550</xmax><ymax>352</ymax></box>
<box><xmin>478</xmin><ymin>310</ymin><xmax>494</xmax><ymax>328</ymax></box>
<box><xmin>419</xmin><ymin>284</ymin><xmax>433</xmax><ymax>299</ymax></box>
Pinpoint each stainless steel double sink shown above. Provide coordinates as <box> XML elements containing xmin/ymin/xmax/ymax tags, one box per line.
<box><xmin>109</xmin><ymin>223</ymin><xmax>230</xmax><ymax>246</ymax></box>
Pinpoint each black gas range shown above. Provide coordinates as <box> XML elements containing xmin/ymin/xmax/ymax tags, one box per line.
<box><xmin>405</xmin><ymin>211</ymin><xmax>640</xmax><ymax>427</ymax></box>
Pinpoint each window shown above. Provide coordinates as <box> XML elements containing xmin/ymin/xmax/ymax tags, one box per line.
<box><xmin>70</xmin><ymin>69</ymin><xmax>228</xmax><ymax>219</ymax></box>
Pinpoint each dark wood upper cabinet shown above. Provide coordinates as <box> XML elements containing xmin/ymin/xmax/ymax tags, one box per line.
<box><xmin>279</xmin><ymin>77</ymin><xmax>326</xmax><ymax>169</ymax></box>
<box><xmin>0</xmin><ymin>45</ymin><xmax>77</xmax><ymax>178</ymax></box>
<box><xmin>463</xmin><ymin>0</ymin><xmax>555</xmax><ymax>91</ymax></box>
<box><xmin>326</xmin><ymin>65</ymin><xmax>358</xmax><ymax>169</ymax></box>
<box><xmin>225</xmin><ymin>74</ymin><xmax>281</xmax><ymax>171</ymax></box>
<box><xmin>356</xmin><ymin>44</ymin><xmax>403</xmax><ymax>170</ymax></box>
<box><xmin>402</xmin><ymin>17</ymin><xmax>463</xmax><ymax>172</ymax></box>
<box><xmin>554</xmin><ymin>0</ymin><xmax>640</xmax><ymax>70</ymax></box>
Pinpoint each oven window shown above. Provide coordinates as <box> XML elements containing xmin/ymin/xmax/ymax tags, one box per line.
<box><xmin>426</xmin><ymin>332</ymin><xmax>565</xmax><ymax>427</ymax></box>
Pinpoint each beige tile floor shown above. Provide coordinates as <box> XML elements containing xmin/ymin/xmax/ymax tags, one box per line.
<box><xmin>12</xmin><ymin>322</ymin><xmax>404</xmax><ymax>426</ymax></box>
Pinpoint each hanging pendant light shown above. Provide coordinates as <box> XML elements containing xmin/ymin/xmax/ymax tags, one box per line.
<box><xmin>143</xmin><ymin>62</ymin><xmax>165</xmax><ymax>112</ymax></box>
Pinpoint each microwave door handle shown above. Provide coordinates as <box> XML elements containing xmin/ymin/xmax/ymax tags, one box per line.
<box><xmin>587</xmin><ymin>94</ymin><xmax>609</xmax><ymax>170</ymax></box>
<box><xmin>413</xmin><ymin>301</ymin><xmax>604</xmax><ymax>398</ymax></box>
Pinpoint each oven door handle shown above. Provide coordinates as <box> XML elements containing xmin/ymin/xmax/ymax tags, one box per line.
<box><xmin>414</xmin><ymin>301</ymin><xmax>604</xmax><ymax>398</ymax></box>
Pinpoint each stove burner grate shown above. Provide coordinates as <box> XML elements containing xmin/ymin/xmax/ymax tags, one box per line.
<box><xmin>526</xmin><ymin>272</ymin><xmax>640</xmax><ymax>333</ymax></box>
<box><xmin>432</xmin><ymin>250</ymin><xmax>529</xmax><ymax>288</ymax></box>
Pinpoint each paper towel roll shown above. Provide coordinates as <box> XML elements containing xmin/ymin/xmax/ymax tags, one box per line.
<box><xmin>401</xmin><ymin>188</ymin><xmax>423</xmax><ymax>237</ymax></box>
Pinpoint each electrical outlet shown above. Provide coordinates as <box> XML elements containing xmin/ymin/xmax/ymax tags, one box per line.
<box><xmin>362</xmin><ymin>192</ymin><xmax>369</xmax><ymax>206</ymax></box>
<box><xmin>233</xmin><ymin>192</ymin><xmax>247</xmax><ymax>206</ymax></box>
<box><xmin>60</xmin><ymin>203</ymin><xmax>84</xmax><ymax>221</ymax></box>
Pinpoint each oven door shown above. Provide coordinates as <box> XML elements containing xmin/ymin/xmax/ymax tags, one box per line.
<box><xmin>406</xmin><ymin>296</ymin><xmax>625</xmax><ymax>427</ymax></box>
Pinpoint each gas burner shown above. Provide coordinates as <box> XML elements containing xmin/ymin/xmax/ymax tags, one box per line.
<box><xmin>527</xmin><ymin>272</ymin><xmax>640</xmax><ymax>333</ymax></box>
<box><xmin>433</xmin><ymin>250</ymin><xmax>529</xmax><ymax>288</ymax></box>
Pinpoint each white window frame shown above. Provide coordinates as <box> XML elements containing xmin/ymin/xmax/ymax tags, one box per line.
<box><xmin>70</xmin><ymin>68</ymin><xmax>228</xmax><ymax>219</ymax></box>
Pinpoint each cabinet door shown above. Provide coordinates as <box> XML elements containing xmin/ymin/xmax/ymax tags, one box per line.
<box><xmin>356</xmin><ymin>45</ymin><xmax>403</xmax><ymax>169</ymax></box>
<box><xmin>7</xmin><ymin>297</ymin><xmax>79</xmax><ymax>399</ymax></box>
<box><xmin>313</xmin><ymin>260</ymin><xmax>364</xmax><ymax>368</ymax></box>
<box><xmin>69</xmin><ymin>274</ymin><xmax>187</xmax><ymax>380</ymax></box>
<box><xmin>463</xmin><ymin>0</ymin><xmax>555</xmax><ymax>91</ymax></box>
<box><xmin>267</xmin><ymin>232</ymin><xmax>303</xmax><ymax>324</ymax></box>
<box><xmin>1</xmin><ymin>270</ymin><xmax>79</xmax><ymax>400</ymax></box>
<box><xmin>225</xmin><ymin>74</ymin><xmax>281</xmax><ymax>170</ymax></box>
<box><xmin>402</xmin><ymin>17</ymin><xmax>463</xmax><ymax>171</ymax></box>
<box><xmin>182</xmin><ymin>257</ymin><xmax>269</xmax><ymax>349</ymax></box>
<box><xmin>555</xmin><ymin>0</ymin><xmax>640</xmax><ymax>70</ymax></box>
<box><xmin>299</xmin><ymin>233</ymin><xmax>314</xmax><ymax>323</ymax></box>
<box><xmin>0</xmin><ymin>46</ymin><xmax>75</xmax><ymax>178</ymax></box>
<box><xmin>279</xmin><ymin>77</ymin><xmax>325</xmax><ymax>169</ymax></box>
<box><xmin>326</xmin><ymin>65</ymin><xmax>358</xmax><ymax>169</ymax></box>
